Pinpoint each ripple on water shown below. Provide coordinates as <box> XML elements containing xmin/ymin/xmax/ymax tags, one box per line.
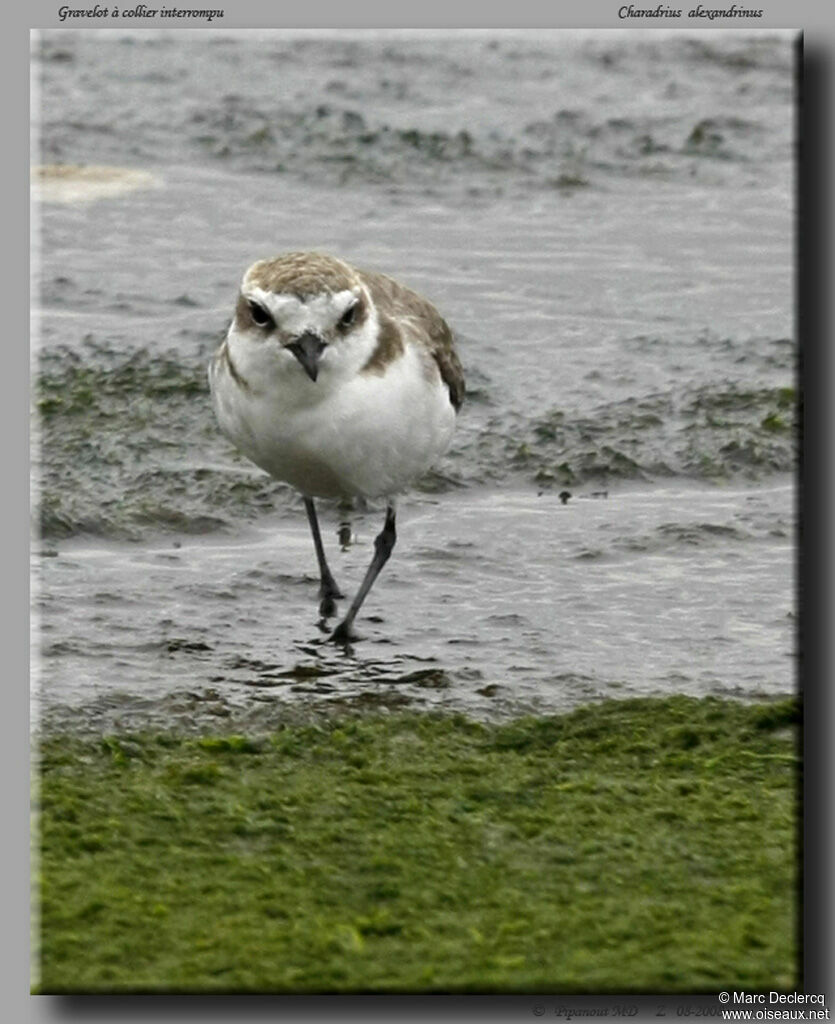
<box><xmin>34</xmin><ymin>481</ymin><xmax>795</xmax><ymax>732</ymax></box>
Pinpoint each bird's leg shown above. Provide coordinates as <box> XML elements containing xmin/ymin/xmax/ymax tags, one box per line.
<box><xmin>330</xmin><ymin>503</ymin><xmax>397</xmax><ymax>645</ymax></box>
<box><xmin>337</xmin><ymin>498</ymin><xmax>354</xmax><ymax>548</ymax></box>
<box><xmin>303</xmin><ymin>497</ymin><xmax>344</xmax><ymax>618</ymax></box>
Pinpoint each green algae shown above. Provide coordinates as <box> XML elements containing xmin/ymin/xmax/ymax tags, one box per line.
<box><xmin>33</xmin><ymin>696</ymin><xmax>799</xmax><ymax>993</ymax></box>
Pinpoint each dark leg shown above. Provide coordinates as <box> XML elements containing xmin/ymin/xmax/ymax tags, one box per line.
<box><xmin>337</xmin><ymin>499</ymin><xmax>354</xmax><ymax>549</ymax></box>
<box><xmin>331</xmin><ymin>504</ymin><xmax>396</xmax><ymax>644</ymax></box>
<box><xmin>303</xmin><ymin>497</ymin><xmax>344</xmax><ymax>618</ymax></box>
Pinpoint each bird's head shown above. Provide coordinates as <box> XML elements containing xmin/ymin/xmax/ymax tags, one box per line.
<box><xmin>227</xmin><ymin>252</ymin><xmax>378</xmax><ymax>384</ymax></box>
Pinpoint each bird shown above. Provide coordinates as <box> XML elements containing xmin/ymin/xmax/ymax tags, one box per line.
<box><xmin>208</xmin><ymin>251</ymin><xmax>465</xmax><ymax>644</ymax></box>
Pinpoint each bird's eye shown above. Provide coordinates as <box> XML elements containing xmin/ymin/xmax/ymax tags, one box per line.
<box><xmin>338</xmin><ymin>302</ymin><xmax>358</xmax><ymax>330</ymax></box>
<box><xmin>248</xmin><ymin>301</ymin><xmax>274</xmax><ymax>329</ymax></box>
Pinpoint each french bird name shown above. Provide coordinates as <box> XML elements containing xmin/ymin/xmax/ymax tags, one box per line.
<box><xmin>58</xmin><ymin>4</ymin><xmax>224</xmax><ymax>21</ymax></box>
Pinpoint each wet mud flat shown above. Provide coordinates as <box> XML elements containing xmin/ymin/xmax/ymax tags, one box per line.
<box><xmin>31</xmin><ymin>31</ymin><xmax>796</xmax><ymax>735</ymax></box>
<box><xmin>34</xmin><ymin>479</ymin><xmax>794</xmax><ymax>737</ymax></box>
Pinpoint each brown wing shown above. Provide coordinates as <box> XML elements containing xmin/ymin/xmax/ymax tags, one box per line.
<box><xmin>359</xmin><ymin>269</ymin><xmax>465</xmax><ymax>411</ymax></box>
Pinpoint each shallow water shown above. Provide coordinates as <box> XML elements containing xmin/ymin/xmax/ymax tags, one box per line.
<box><xmin>31</xmin><ymin>30</ymin><xmax>797</xmax><ymax>730</ymax></box>
<box><xmin>33</xmin><ymin>478</ymin><xmax>794</xmax><ymax>732</ymax></box>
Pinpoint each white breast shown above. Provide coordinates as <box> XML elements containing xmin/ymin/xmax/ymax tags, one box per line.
<box><xmin>210</xmin><ymin>342</ymin><xmax>456</xmax><ymax>500</ymax></box>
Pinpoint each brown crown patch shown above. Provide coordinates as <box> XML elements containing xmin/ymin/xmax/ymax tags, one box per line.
<box><xmin>243</xmin><ymin>252</ymin><xmax>361</xmax><ymax>298</ymax></box>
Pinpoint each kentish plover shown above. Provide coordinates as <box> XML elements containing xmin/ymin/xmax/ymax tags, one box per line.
<box><xmin>209</xmin><ymin>251</ymin><xmax>465</xmax><ymax>644</ymax></box>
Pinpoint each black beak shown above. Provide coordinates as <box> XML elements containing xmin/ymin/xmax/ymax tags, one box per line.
<box><xmin>287</xmin><ymin>332</ymin><xmax>327</xmax><ymax>382</ymax></box>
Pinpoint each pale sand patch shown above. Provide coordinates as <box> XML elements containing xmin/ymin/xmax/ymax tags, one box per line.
<box><xmin>31</xmin><ymin>164</ymin><xmax>162</xmax><ymax>203</ymax></box>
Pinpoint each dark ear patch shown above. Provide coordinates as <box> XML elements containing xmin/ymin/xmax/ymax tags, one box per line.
<box><xmin>235</xmin><ymin>292</ymin><xmax>256</xmax><ymax>330</ymax></box>
<box><xmin>236</xmin><ymin>294</ymin><xmax>274</xmax><ymax>330</ymax></box>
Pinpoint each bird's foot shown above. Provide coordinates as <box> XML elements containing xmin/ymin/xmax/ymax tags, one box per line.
<box><xmin>329</xmin><ymin>619</ymin><xmax>361</xmax><ymax>646</ymax></box>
